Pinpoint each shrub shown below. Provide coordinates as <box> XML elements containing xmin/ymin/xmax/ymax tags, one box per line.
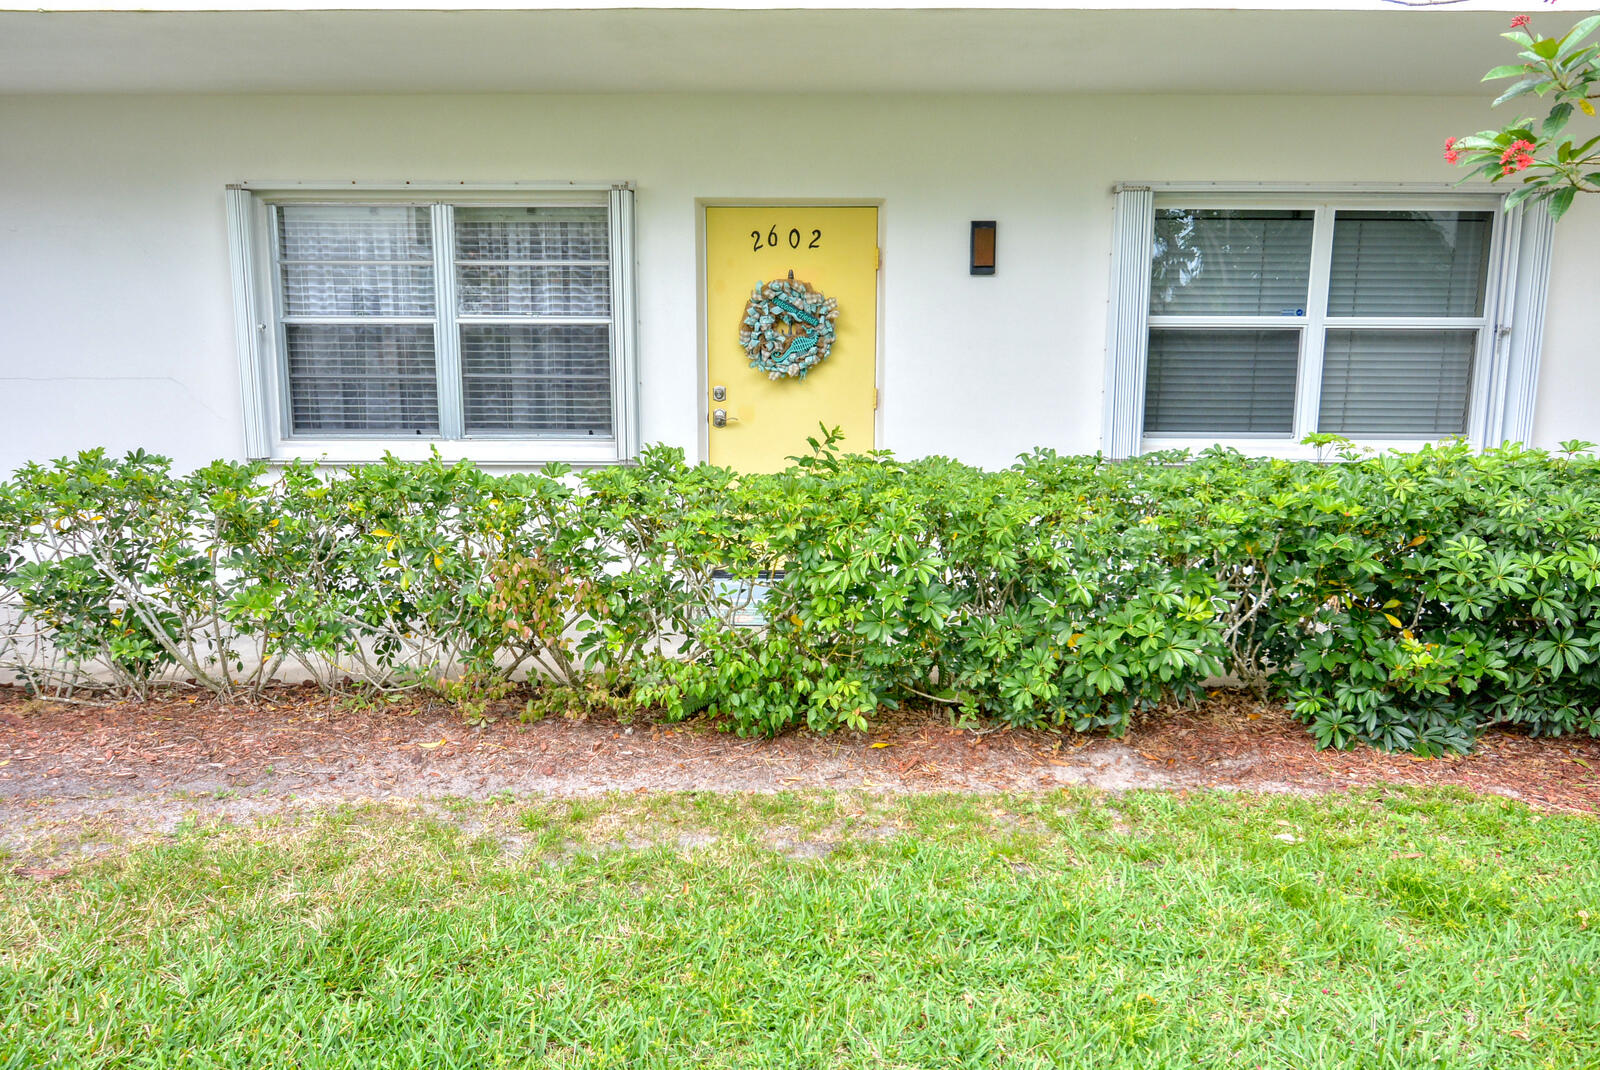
<box><xmin>0</xmin><ymin>449</ymin><xmax>233</xmax><ymax>697</ymax></box>
<box><xmin>2</xmin><ymin>438</ymin><xmax>1598</xmax><ymax>753</ymax></box>
<box><xmin>1260</xmin><ymin>441</ymin><xmax>1600</xmax><ymax>754</ymax></box>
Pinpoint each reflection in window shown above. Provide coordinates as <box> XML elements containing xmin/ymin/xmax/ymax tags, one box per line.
<box><xmin>1150</xmin><ymin>209</ymin><xmax>1314</xmax><ymax>316</ymax></box>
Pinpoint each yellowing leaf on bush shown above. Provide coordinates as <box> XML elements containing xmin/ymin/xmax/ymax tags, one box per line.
<box><xmin>1408</xmin><ymin>535</ymin><xmax>1427</xmax><ymax>547</ymax></box>
<box><xmin>1582</xmin><ymin>99</ymin><xmax>1596</xmax><ymax>117</ymax></box>
<box><xmin>372</xmin><ymin>528</ymin><xmax>393</xmax><ymax>538</ymax></box>
<box><xmin>1067</xmin><ymin>633</ymin><xmax>1085</xmax><ymax>649</ymax></box>
<box><xmin>1385</xmin><ymin>613</ymin><xmax>1404</xmax><ymax>629</ymax></box>
<box><xmin>1384</xmin><ymin>599</ymin><xmax>1402</xmax><ymax>609</ymax></box>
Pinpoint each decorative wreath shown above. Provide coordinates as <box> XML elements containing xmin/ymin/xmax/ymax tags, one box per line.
<box><xmin>739</xmin><ymin>276</ymin><xmax>839</xmax><ymax>380</ymax></box>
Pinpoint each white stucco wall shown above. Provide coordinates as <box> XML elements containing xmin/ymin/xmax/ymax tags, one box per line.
<box><xmin>1</xmin><ymin>92</ymin><xmax>1594</xmax><ymax>474</ymax></box>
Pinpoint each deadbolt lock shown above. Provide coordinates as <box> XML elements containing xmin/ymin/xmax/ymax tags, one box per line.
<box><xmin>711</xmin><ymin>385</ymin><xmax>726</xmax><ymax>402</ymax></box>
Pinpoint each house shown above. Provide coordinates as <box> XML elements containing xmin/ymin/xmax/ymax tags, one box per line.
<box><xmin>1</xmin><ymin>1</ymin><xmax>1594</xmax><ymax>476</ymax></box>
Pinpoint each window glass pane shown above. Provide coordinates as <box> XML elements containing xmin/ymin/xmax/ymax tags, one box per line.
<box><xmin>281</xmin><ymin>264</ymin><xmax>437</xmax><ymax>317</ymax></box>
<box><xmin>456</xmin><ymin>206</ymin><xmax>611</xmax><ymax>317</ymax></box>
<box><xmin>284</xmin><ymin>325</ymin><xmax>439</xmax><ymax>435</ymax></box>
<box><xmin>278</xmin><ymin>206</ymin><xmax>435</xmax><ymax>317</ymax></box>
<box><xmin>278</xmin><ymin>205</ymin><xmax>433</xmax><ymax>261</ymax></box>
<box><xmin>1328</xmin><ymin>211</ymin><xmax>1492</xmax><ymax>317</ymax></box>
<box><xmin>455</xmin><ymin>206</ymin><xmax>610</xmax><ymax>262</ymax></box>
<box><xmin>457</xmin><ymin>265</ymin><xmax>611</xmax><ymax>317</ymax></box>
<box><xmin>460</xmin><ymin>325</ymin><xmax>613</xmax><ymax>436</ymax></box>
<box><xmin>1318</xmin><ymin>329</ymin><xmax>1475</xmax><ymax>436</ymax></box>
<box><xmin>1150</xmin><ymin>209</ymin><xmax>1313</xmax><ymax>316</ymax></box>
<box><xmin>276</xmin><ymin>206</ymin><xmax>439</xmax><ymax>436</ymax></box>
<box><xmin>1144</xmin><ymin>329</ymin><xmax>1299</xmax><ymax>435</ymax></box>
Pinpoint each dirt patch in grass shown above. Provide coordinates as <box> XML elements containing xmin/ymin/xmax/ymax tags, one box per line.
<box><xmin>2</xmin><ymin>684</ymin><xmax>1597</xmax><ymax>855</ymax></box>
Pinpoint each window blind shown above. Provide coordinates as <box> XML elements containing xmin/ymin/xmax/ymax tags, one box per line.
<box><xmin>1150</xmin><ymin>209</ymin><xmax>1314</xmax><ymax>316</ymax></box>
<box><xmin>1328</xmin><ymin>211</ymin><xmax>1492</xmax><ymax>317</ymax></box>
<box><xmin>1144</xmin><ymin>330</ymin><xmax>1299</xmax><ymax>434</ymax></box>
<box><xmin>1318</xmin><ymin>329</ymin><xmax>1475</xmax><ymax>436</ymax></box>
<box><xmin>277</xmin><ymin>205</ymin><xmax>440</xmax><ymax>435</ymax></box>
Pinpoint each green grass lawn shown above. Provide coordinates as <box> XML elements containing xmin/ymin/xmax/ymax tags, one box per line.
<box><xmin>2</xmin><ymin>789</ymin><xmax>1597</xmax><ymax>1069</ymax></box>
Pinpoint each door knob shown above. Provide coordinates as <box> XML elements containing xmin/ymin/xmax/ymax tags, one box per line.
<box><xmin>712</xmin><ymin>408</ymin><xmax>728</xmax><ymax>428</ymax></box>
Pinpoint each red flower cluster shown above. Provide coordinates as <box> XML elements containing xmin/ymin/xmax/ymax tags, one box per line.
<box><xmin>1511</xmin><ymin>15</ymin><xmax>1531</xmax><ymax>30</ymax></box>
<box><xmin>1500</xmin><ymin>139</ymin><xmax>1537</xmax><ymax>175</ymax></box>
<box><xmin>1444</xmin><ymin>135</ymin><xmax>1460</xmax><ymax>165</ymax></box>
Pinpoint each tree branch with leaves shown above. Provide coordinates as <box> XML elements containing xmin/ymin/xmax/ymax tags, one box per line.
<box><xmin>1446</xmin><ymin>12</ymin><xmax>1600</xmax><ymax>220</ymax></box>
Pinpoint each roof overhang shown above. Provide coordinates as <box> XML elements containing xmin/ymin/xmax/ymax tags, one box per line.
<box><xmin>0</xmin><ymin>2</ymin><xmax>1587</xmax><ymax>95</ymax></box>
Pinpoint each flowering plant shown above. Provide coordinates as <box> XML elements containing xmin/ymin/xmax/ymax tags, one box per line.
<box><xmin>1446</xmin><ymin>13</ymin><xmax>1600</xmax><ymax>219</ymax></box>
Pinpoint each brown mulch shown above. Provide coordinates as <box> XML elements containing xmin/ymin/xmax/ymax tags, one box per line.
<box><xmin>1129</xmin><ymin>690</ymin><xmax>1600</xmax><ymax>814</ymax></box>
<box><xmin>2</xmin><ymin>684</ymin><xmax>1598</xmax><ymax>821</ymax></box>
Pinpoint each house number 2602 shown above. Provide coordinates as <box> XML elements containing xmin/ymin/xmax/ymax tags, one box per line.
<box><xmin>751</xmin><ymin>227</ymin><xmax>822</xmax><ymax>251</ymax></box>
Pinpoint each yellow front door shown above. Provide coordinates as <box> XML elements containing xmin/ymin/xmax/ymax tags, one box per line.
<box><xmin>705</xmin><ymin>205</ymin><xmax>878</xmax><ymax>472</ymax></box>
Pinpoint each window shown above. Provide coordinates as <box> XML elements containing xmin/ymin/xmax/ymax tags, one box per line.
<box><xmin>1100</xmin><ymin>188</ymin><xmax>1555</xmax><ymax>460</ymax></box>
<box><xmin>227</xmin><ymin>186</ymin><xmax>637</xmax><ymax>463</ymax></box>
<box><xmin>1145</xmin><ymin>204</ymin><xmax>1491</xmax><ymax>441</ymax></box>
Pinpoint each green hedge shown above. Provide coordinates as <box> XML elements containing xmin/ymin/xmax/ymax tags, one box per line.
<box><xmin>3</xmin><ymin>436</ymin><xmax>1599</xmax><ymax>753</ymax></box>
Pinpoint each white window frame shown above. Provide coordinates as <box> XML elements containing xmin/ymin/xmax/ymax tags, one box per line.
<box><xmin>1101</xmin><ymin>184</ymin><xmax>1555</xmax><ymax>460</ymax></box>
<box><xmin>226</xmin><ymin>182</ymin><xmax>639</xmax><ymax>465</ymax></box>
